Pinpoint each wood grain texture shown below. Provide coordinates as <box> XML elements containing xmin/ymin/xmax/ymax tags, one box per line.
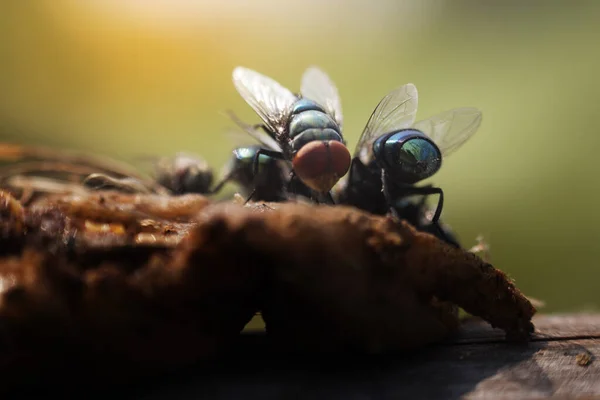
<box><xmin>131</xmin><ymin>314</ymin><xmax>600</xmax><ymax>400</ymax></box>
<box><xmin>10</xmin><ymin>314</ymin><xmax>600</xmax><ymax>399</ymax></box>
<box><xmin>454</xmin><ymin>313</ymin><xmax>600</xmax><ymax>344</ymax></box>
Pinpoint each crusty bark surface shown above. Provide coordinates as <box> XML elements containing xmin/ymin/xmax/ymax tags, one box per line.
<box><xmin>0</xmin><ymin>191</ymin><xmax>261</xmax><ymax>388</ymax></box>
<box><xmin>214</xmin><ymin>202</ymin><xmax>535</xmax><ymax>352</ymax></box>
<box><xmin>0</xmin><ymin>191</ymin><xmax>535</xmax><ymax>387</ymax></box>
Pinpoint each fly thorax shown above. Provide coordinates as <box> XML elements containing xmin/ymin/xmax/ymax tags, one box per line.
<box><xmin>358</xmin><ymin>160</ymin><xmax>385</xmax><ymax>195</ymax></box>
<box><xmin>373</xmin><ymin>129</ymin><xmax>442</xmax><ymax>184</ymax></box>
<box><xmin>236</xmin><ymin>146</ymin><xmax>280</xmax><ymax>176</ymax></box>
<box><xmin>288</xmin><ymin>99</ymin><xmax>342</xmax><ymax>153</ymax></box>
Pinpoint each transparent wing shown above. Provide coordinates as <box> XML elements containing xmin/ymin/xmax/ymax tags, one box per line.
<box><xmin>300</xmin><ymin>66</ymin><xmax>343</xmax><ymax>128</ymax></box>
<box><xmin>4</xmin><ymin>175</ymin><xmax>90</xmax><ymax>198</ymax></box>
<box><xmin>222</xmin><ymin>127</ymin><xmax>249</xmax><ymax>146</ymax></box>
<box><xmin>0</xmin><ymin>142</ymin><xmax>162</xmax><ymax>190</ymax></box>
<box><xmin>232</xmin><ymin>67</ymin><xmax>298</xmax><ymax>135</ymax></box>
<box><xmin>356</xmin><ymin>83</ymin><xmax>418</xmax><ymax>165</ymax></box>
<box><xmin>223</xmin><ymin>128</ymin><xmax>263</xmax><ymax>150</ymax></box>
<box><xmin>82</xmin><ymin>173</ymin><xmax>154</xmax><ymax>194</ymax></box>
<box><xmin>412</xmin><ymin>107</ymin><xmax>482</xmax><ymax>157</ymax></box>
<box><xmin>223</xmin><ymin>110</ymin><xmax>282</xmax><ymax>152</ymax></box>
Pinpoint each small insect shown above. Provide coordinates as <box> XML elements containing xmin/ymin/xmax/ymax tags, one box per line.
<box><xmin>231</xmin><ymin>66</ymin><xmax>352</xmax><ymax>203</ymax></box>
<box><xmin>0</xmin><ymin>143</ymin><xmax>215</xmax><ymax>202</ymax></box>
<box><xmin>212</xmin><ymin>115</ymin><xmax>314</xmax><ymax>202</ymax></box>
<box><xmin>210</xmin><ymin>144</ymin><xmax>313</xmax><ymax>202</ymax></box>
<box><xmin>136</xmin><ymin>152</ymin><xmax>214</xmax><ymax>195</ymax></box>
<box><xmin>335</xmin><ymin>83</ymin><xmax>482</xmax><ymax>246</ymax></box>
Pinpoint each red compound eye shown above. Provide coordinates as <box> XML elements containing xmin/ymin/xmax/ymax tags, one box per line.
<box><xmin>292</xmin><ymin>140</ymin><xmax>351</xmax><ymax>193</ymax></box>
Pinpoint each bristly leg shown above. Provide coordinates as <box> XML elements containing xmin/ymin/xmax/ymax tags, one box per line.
<box><xmin>419</xmin><ymin>186</ymin><xmax>444</xmax><ymax>225</ymax></box>
<box><xmin>208</xmin><ymin>171</ymin><xmax>234</xmax><ymax>196</ymax></box>
<box><xmin>381</xmin><ymin>169</ymin><xmax>458</xmax><ymax>246</ymax></box>
<box><xmin>244</xmin><ymin>189</ymin><xmax>257</xmax><ymax>205</ymax></box>
<box><xmin>251</xmin><ymin>148</ymin><xmax>285</xmax><ymax>178</ymax></box>
<box><xmin>381</xmin><ymin>170</ymin><xmax>445</xmax><ymax>223</ymax></box>
<box><xmin>326</xmin><ymin>191</ymin><xmax>336</xmax><ymax>205</ymax></box>
<box><xmin>430</xmin><ymin>221</ymin><xmax>460</xmax><ymax>248</ymax></box>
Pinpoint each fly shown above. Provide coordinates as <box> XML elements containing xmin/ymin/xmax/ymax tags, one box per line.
<box><xmin>0</xmin><ymin>143</ymin><xmax>215</xmax><ymax>202</ymax></box>
<box><xmin>230</xmin><ymin>66</ymin><xmax>351</xmax><ymax>203</ymax></box>
<box><xmin>211</xmin><ymin>144</ymin><xmax>317</xmax><ymax>202</ymax></box>
<box><xmin>334</xmin><ymin>83</ymin><xmax>482</xmax><ymax>246</ymax></box>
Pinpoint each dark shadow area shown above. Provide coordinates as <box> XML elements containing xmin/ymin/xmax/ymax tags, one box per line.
<box><xmin>4</xmin><ymin>332</ymin><xmax>545</xmax><ymax>400</ymax></box>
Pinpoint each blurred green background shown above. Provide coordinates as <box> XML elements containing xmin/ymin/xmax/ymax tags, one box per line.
<box><xmin>0</xmin><ymin>1</ymin><xmax>599</xmax><ymax>312</ymax></box>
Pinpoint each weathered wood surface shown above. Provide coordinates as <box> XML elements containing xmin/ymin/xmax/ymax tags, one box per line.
<box><xmin>132</xmin><ymin>313</ymin><xmax>600</xmax><ymax>400</ymax></box>
<box><xmin>9</xmin><ymin>313</ymin><xmax>600</xmax><ymax>399</ymax></box>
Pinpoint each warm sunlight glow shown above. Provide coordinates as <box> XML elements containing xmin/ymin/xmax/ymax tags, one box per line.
<box><xmin>82</xmin><ymin>0</ymin><xmax>440</xmax><ymax>29</ymax></box>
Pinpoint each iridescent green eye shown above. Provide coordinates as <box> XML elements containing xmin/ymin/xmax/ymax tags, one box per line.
<box><xmin>373</xmin><ymin>129</ymin><xmax>442</xmax><ymax>184</ymax></box>
<box><xmin>399</xmin><ymin>138</ymin><xmax>440</xmax><ymax>174</ymax></box>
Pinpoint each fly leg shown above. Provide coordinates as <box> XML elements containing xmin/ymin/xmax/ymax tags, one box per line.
<box><xmin>286</xmin><ymin>171</ymin><xmax>323</xmax><ymax>204</ymax></box>
<box><xmin>285</xmin><ymin>170</ymin><xmax>302</xmax><ymax>202</ymax></box>
<box><xmin>386</xmin><ymin>180</ymin><xmax>444</xmax><ymax>224</ymax></box>
<box><xmin>246</xmin><ymin>148</ymin><xmax>285</xmax><ymax>204</ymax></box>
<box><xmin>325</xmin><ymin>191</ymin><xmax>336</xmax><ymax>205</ymax></box>
<box><xmin>244</xmin><ymin>189</ymin><xmax>257</xmax><ymax>204</ymax></box>
<box><xmin>381</xmin><ymin>171</ymin><xmax>456</xmax><ymax>247</ymax></box>
<box><xmin>406</xmin><ymin>186</ymin><xmax>458</xmax><ymax>248</ymax></box>
<box><xmin>414</xmin><ymin>186</ymin><xmax>444</xmax><ymax>225</ymax></box>
<box><xmin>207</xmin><ymin>171</ymin><xmax>234</xmax><ymax>196</ymax></box>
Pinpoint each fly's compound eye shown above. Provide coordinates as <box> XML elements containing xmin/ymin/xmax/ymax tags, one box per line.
<box><xmin>292</xmin><ymin>140</ymin><xmax>351</xmax><ymax>193</ymax></box>
<box><xmin>376</xmin><ymin>130</ymin><xmax>442</xmax><ymax>184</ymax></box>
<box><xmin>397</xmin><ymin>137</ymin><xmax>441</xmax><ymax>178</ymax></box>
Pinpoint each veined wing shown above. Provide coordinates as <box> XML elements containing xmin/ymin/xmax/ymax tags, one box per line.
<box><xmin>0</xmin><ymin>160</ymin><xmax>109</xmax><ymax>182</ymax></box>
<box><xmin>356</xmin><ymin>83</ymin><xmax>418</xmax><ymax>165</ymax></box>
<box><xmin>223</xmin><ymin>110</ymin><xmax>282</xmax><ymax>152</ymax></box>
<box><xmin>300</xmin><ymin>66</ymin><xmax>343</xmax><ymax>129</ymax></box>
<box><xmin>0</xmin><ymin>142</ymin><xmax>166</xmax><ymax>193</ymax></box>
<box><xmin>412</xmin><ymin>107</ymin><xmax>482</xmax><ymax>157</ymax></box>
<box><xmin>232</xmin><ymin>67</ymin><xmax>298</xmax><ymax>136</ymax></box>
<box><xmin>82</xmin><ymin>173</ymin><xmax>154</xmax><ymax>194</ymax></box>
<box><xmin>4</xmin><ymin>175</ymin><xmax>90</xmax><ymax>204</ymax></box>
